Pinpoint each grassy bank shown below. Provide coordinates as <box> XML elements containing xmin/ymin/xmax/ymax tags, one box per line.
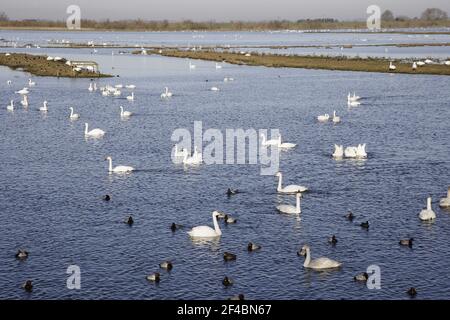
<box><xmin>0</xmin><ymin>53</ymin><xmax>111</xmax><ymax>78</ymax></box>
<box><xmin>153</xmin><ymin>49</ymin><xmax>450</xmax><ymax>76</ymax></box>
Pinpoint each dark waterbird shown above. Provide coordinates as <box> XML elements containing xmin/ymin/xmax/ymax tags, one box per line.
<box><xmin>247</xmin><ymin>242</ymin><xmax>261</xmax><ymax>252</ymax></box>
<box><xmin>226</xmin><ymin>188</ymin><xmax>239</xmax><ymax>196</ymax></box>
<box><xmin>223</xmin><ymin>252</ymin><xmax>236</xmax><ymax>261</ymax></box>
<box><xmin>345</xmin><ymin>211</ymin><xmax>354</xmax><ymax>221</ymax></box>
<box><xmin>399</xmin><ymin>238</ymin><xmax>414</xmax><ymax>247</ymax></box>
<box><xmin>228</xmin><ymin>294</ymin><xmax>245</xmax><ymax>300</ymax></box>
<box><xmin>354</xmin><ymin>272</ymin><xmax>369</xmax><ymax>282</ymax></box>
<box><xmin>222</xmin><ymin>276</ymin><xmax>233</xmax><ymax>286</ymax></box>
<box><xmin>146</xmin><ymin>272</ymin><xmax>160</xmax><ymax>283</ymax></box>
<box><xmin>15</xmin><ymin>249</ymin><xmax>29</xmax><ymax>259</ymax></box>
<box><xmin>102</xmin><ymin>194</ymin><xmax>111</xmax><ymax>201</ymax></box>
<box><xmin>170</xmin><ymin>223</ymin><xmax>183</xmax><ymax>232</ymax></box>
<box><xmin>159</xmin><ymin>261</ymin><xmax>173</xmax><ymax>270</ymax></box>
<box><xmin>22</xmin><ymin>280</ymin><xmax>33</xmax><ymax>292</ymax></box>
<box><xmin>125</xmin><ymin>216</ymin><xmax>134</xmax><ymax>226</ymax></box>
<box><xmin>407</xmin><ymin>287</ymin><xmax>417</xmax><ymax>297</ymax></box>
<box><xmin>328</xmin><ymin>235</ymin><xmax>338</xmax><ymax>245</ymax></box>
<box><xmin>360</xmin><ymin>221</ymin><xmax>369</xmax><ymax>229</ymax></box>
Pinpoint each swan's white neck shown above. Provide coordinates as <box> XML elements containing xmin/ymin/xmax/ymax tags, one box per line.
<box><xmin>212</xmin><ymin>214</ymin><xmax>222</xmax><ymax>236</ymax></box>
<box><xmin>70</xmin><ymin>107</ymin><xmax>74</xmax><ymax>116</ymax></box>
<box><xmin>261</xmin><ymin>134</ymin><xmax>266</xmax><ymax>144</ymax></box>
<box><xmin>303</xmin><ymin>248</ymin><xmax>311</xmax><ymax>267</ymax></box>
<box><xmin>120</xmin><ymin>106</ymin><xmax>124</xmax><ymax>116</ymax></box>
<box><xmin>427</xmin><ymin>197</ymin><xmax>432</xmax><ymax>210</ymax></box>
<box><xmin>277</xmin><ymin>173</ymin><xmax>283</xmax><ymax>191</ymax></box>
<box><xmin>107</xmin><ymin>157</ymin><xmax>113</xmax><ymax>172</ymax></box>
<box><xmin>84</xmin><ymin>123</ymin><xmax>88</xmax><ymax>134</ymax></box>
<box><xmin>296</xmin><ymin>193</ymin><xmax>301</xmax><ymax>213</ymax></box>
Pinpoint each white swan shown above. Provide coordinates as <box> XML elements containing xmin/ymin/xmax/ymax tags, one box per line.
<box><xmin>28</xmin><ymin>79</ymin><xmax>36</xmax><ymax>86</ymax></box>
<box><xmin>115</xmin><ymin>84</ymin><xmax>123</xmax><ymax>89</ymax></box>
<box><xmin>356</xmin><ymin>144</ymin><xmax>367</xmax><ymax>158</ymax></box>
<box><xmin>125</xmin><ymin>84</ymin><xmax>136</xmax><ymax>89</ymax></box>
<box><xmin>417</xmin><ymin>61</ymin><xmax>425</xmax><ymax>66</ymax></box>
<box><xmin>120</xmin><ymin>106</ymin><xmax>132</xmax><ymax>118</ymax></box>
<box><xmin>106</xmin><ymin>156</ymin><xmax>134</xmax><ymax>174</ymax></box>
<box><xmin>445</xmin><ymin>61</ymin><xmax>450</xmax><ymax>66</ymax></box>
<box><xmin>424</xmin><ymin>59</ymin><xmax>433</xmax><ymax>64</ymax></box>
<box><xmin>276</xmin><ymin>172</ymin><xmax>308</xmax><ymax>193</ymax></box>
<box><xmin>277</xmin><ymin>192</ymin><xmax>301</xmax><ymax>214</ymax></box>
<box><xmin>260</xmin><ymin>133</ymin><xmax>278</xmax><ymax>146</ymax></box>
<box><xmin>412</xmin><ymin>62</ymin><xmax>417</xmax><ymax>70</ymax></box>
<box><xmin>347</xmin><ymin>92</ymin><xmax>360</xmax><ymax>102</ymax></box>
<box><xmin>299</xmin><ymin>245</ymin><xmax>342</xmax><ymax>270</ymax></box>
<box><xmin>389</xmin><ymin>61</ymin><xmax>396</xmax><ymax>71</ymax></box>
<box><xmin>317</xmin><ymin>114</ymin><xmax>329</xmax><ymax>122</ymax></box>
<box><xmin>161</xmin><ymin>87</ymin><xmax>173</xmax><ymax>99</ymax></box>
<box><xmin>348</xmin><ymin>100</ymin><xmax>361</xmax><ymax>107</ymax></box>
<box><xmin>210</xmin><ymin>86</ymin><xmax>220</xmax><ymax>91</ymax></box>
<box><xmin>182</xmin><ymin>151</ymin><xmax>202</xmax><ymax>165</ymax></box>
<box><xmin>419</xmin><ymin>196</ymin><xmax>436</xmax><ymax>221</ymax></box>
<box><xmin>84</xmin><ymin>123</ymin><xmax>105</xmax><ymax>138</ymax></box>
<box><xmin>21</xmin><ymin>95</ymin><xmax>28</xmax><ymax>107</ymax></box>
<box><xmin>6</xmin><ymin>80</ymin><xmax>12</xmax><ymax>85</ymax></box>
<box><xmin>277</xmin><ymin>135</ymin><xmax>296</xmax><ymax>149</ymax></box>
<box><xmin>39</xmin><ymin>101</ymin><xmax>48</xmax><ymax>112</ymax></box>
<box><xmin>126</xmin><ymin>92</ymin><xmax>134</xmax><ymax>101</ymax></box>
<box><xmin>113</xmin><ymin>89</ymin><xmax>121</xmax><ymax>96</ymax></box>
<box><xmin>439</xmin><ymin>187</ymin><xmax>450</xmax><ymax>208</ymax></box>
<box><xmin>6</xmin><ymin>100</ymin><xmax>14</xmax><ymax>111</ymax></box>
<box><xmin>174</xmin><ymin>144</ymin><xmax>188</xmax><ymax>157</ymax></box>
<box><xmin>332</xmin><ymin>144</ymin><xmax>344</xmax><ymax>158</ymax></box>
<box><xmin>189</xmin><ymin>60</ymin><xmax>196</xmax><ymax>69</ymax></box>
<box><xmin>332</xmin><ymin>110</ymin><xmax>341</xmax><ymax>123</ymax></box>
<box><xmin>187</xmin><ymin>211</ymin><xmax>222</xmax><ymax>239</ymax></box>
<box><xmin>69</xmin><ymin>107</ymin><xmax>79</xmax><ymax>120</ymax></box>
<box><xmin>224</xmin><ymin>77</ymin><xmax>234</xmax><ymax>82</ymax></box>
<box><xmin>215</xmin><ymin>62</ymin><xmax>222</xmax><ymax>69</ymax></box>
<box><xmin>16</xmin><ymin>87</ymin><xmax>29</xmax><ymax>95</ymax></box>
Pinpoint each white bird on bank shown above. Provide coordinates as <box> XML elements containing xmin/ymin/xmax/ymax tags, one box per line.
<box><xmin>69</xmin><ymin>107</ymin><xmax>79</xmax><ymax>120</ymax></box>
<box><xmin>445</xmin><ymin>61</ymin><xmax>450</xmax><ymax>66</ymax></box>
<box><xmin>84</xmin><ymin>123</ymin><xmax>105</xmax><ymax>138</ymax></box>
<box><xmin>419</xmin><ymin>196</ymin><xmax>436</xmax><ymax>221</ymax></box>
<box><xmin>276</xmin><ymin>172</ymin><xmax>308</xmax><ymax>193</ymax></box>
<box><xmin>298</xmin><ymin>245</ymin><xmax>342</xmax><ymax>270</ymax></box>
<box><xmin>126</xmin><ymin>92</ymin><xmax>134</xmax><ymax>101</ymax></box>
<box><xmin>6</xmin><ymin>100</ymin><xmax>14</xmax><ymax>111</ymax></box>
<box><xmin>39</xmin><ymin>100</ymin><xmax>48</xmax><ymax>112</ymax></box>
<box><xmin>21</xmin><ymin>95</ymin><xmax>28</xmax><ymax>107</ymax></box>
<box><xmin>416</xmin><ymin>61</ymin><xmax>425</xmax><ymax>66</ymax></box>
<box><xmin>440</xmin><ymin>187</ymin><xmax>450</xmax><ymax>208</ymax></box>
<box><xmin>106</xmin><ymin>156</ymin><xmax>134</xmax><ymax>174</ymax></box>
<box><xmin>332</xmin><ymin>110</ymin><xmax>341</xmax><ymax>123</ymax></box>
<box><xmin>317</xmin><ymin>114</ymin><xmax>329</xmax><ymax>122</ymax></box>
<box><xmin>28</xmin><ymin>79</ymin><xmax>36</xmax><ymax>86</ymax></box>
<box><xmin>389</xmin><ymin>61</ymin><xmax>396</xmax><ymax>71</ymax></box>
<box><xmin>277</xmin><ymin>192</ymin><xmax>301</xmax><ymax>214</ymax></box>
<box><xmin>187</xmin><ymin>211</ymin><xmax>222</xmax><ymax>239</ymax></box>
<box><xmin>120</xmin><ymin>106</ymin><xmax>132</xmax><ymax>118</ymax></box>
<box><xmin>424</xmin><ymin>59</ymin><xmax>433</xmax><ymax>64</ymax></box>
<box><xmin>332</xmin><ymin>145</ymin><xmax>344</xmax><ymax>158</ymax></box>
<box><xmin>412</xmin><ymin>62</ymin><xmax>417</xmax><ymax>70</ymax></box>
<box><xmin>161</xmin><ymin>87</ymin><xmax>173</xmax><ymax>99</ymax></box>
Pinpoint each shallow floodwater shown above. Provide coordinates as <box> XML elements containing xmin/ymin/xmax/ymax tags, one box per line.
<box><xmin>0</xmin><ymin>40</ymin><xmax>450</xmax><ymax>300</ymax></box>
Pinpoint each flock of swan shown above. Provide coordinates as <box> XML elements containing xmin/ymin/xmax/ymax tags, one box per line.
<box><xmin>5</xmin><ymin>54</ymin><xmax>450</xmax><ymax>299</ymax></box>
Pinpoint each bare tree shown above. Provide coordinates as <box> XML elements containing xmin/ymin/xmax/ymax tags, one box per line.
<box><xmin>381</xmin><ymin>10</ymin><xmax>395</xmax><ymax>21</ymax></box>
<box><xmin>0</xmin><ymin>11</ymin><xmax>9</xmax><ymax>21</ymax></box>
<box><xmin>421</xmin><ymin>8</ymin><xmax>448</xmax><ymax>21</ymax></box>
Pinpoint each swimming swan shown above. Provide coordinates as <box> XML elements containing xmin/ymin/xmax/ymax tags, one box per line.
<box><xmin>276</xmin><ymin>192</ymin><xmax>301</xmax><ymax>214</ymax></box>
<box><xmin>120</xmin><ymin>106</ymin><xmax>132</xmax><ymax>118</ymax></box>
<box><xmin>332</xmin><ymin>110</ymin><xmax>341</xmax><ymax>123</ymax></box>
<box><xmin>161</xmin><ymin>87</ymin><xmax>173</xmax><ymax>99</ymax></box>
<box><xmin>298</xmin><ymin>245</ymin><xmax>342</xmax><ymax>270</ymax></box>
<box><xmin>126</xmin><ymin>92</ymin><xmax>134</xmax><ymax>101</ymax></box>
<box><xmin>21</xmin><ymin>95</ymin><xmax>28</xmax><ymax>107</ymax></box>
<box><xmin>106</xmin><ymin>156</ymin><xmax>134</xmax><ymax>174</ymax></box>
<box><xmin>260</xmin><ymin>133</ymin><xmax>279</xmax><ymax>146</ymax></box>
<box><xmin>39</xmin><ymin>101</ymin><xmax>48</xmax><ymax>112</ymax></box>
<box><xmin>84</xmin><ymin>123</ymin><xmax>105</xmax><ymax>138</ymax></box>
<box><xmin>187</xmin><ymin>211</ymin><xmax>222</xmax><ymax>239</ymax></box>
<box><xmin>276</xmin><ymin>172</ymin><xmax>308</xmax><ymax>193</ymax></box>
<box><xmin>332</xmin><ymin>144</ymin><xmax>344</xmax><ymax>158</ymax></box>
<box><xmin>6</xmin><ymin>100</ymin><xmax>14</xmax><ymax>111</ymax></box>
<box><xmin>419</xmin><ymin>196</ymin><xmax>436</xmax><ymax>221</ymax></box>
<box><xmin>439</xmin><ymin>186</ymin><xmax>450</xmax><ymax>208</ymax></box>
<box><xmin>69</xmin><ymin>107</ymin><xmax>79</xmax><ymax>120</ymax></box>
<box><xmin>28</xmin><ymin>79</ymin><xmax>36</xmax><ymax>86</ymax></box>
<box><xmin>277</xmin><ymin>135</ymin><xmax>296</xmax><ymax>149</ymax></box>
<box><xmin>317</xmin><ymin>114</ymin><xmax>329</xmax><ymax>122</ymax></box>
<box><xmin>182</xmin><ymin>151</ymin><xmax>202</xmax><ymax>165</ymax></box>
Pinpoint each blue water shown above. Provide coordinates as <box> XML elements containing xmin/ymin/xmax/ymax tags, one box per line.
<box><xmin>1</xmin><ymin>37</ymin><xmax>450</xmax><ymax>300</ymax></box>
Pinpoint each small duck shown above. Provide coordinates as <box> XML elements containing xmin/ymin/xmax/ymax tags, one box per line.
<box><xmin>360</xmin><ymin>221</ymin><xmax>369</xmax><ymax>229</ymax></box>
<box><xmin>228</xmin><ymin>294</ymin><xmax>245</xmax><ymax>300</ymax></box>
<box><xmin>345</xmin><ymin>211</ymin><xmax>354</xmax><ymax>221</ymax></box>
<box><xmin>102</xmin><ymin>195</ymin><xmax>111</xmax><ymax>201</ymax></box>
<box><xmin>226</xmin><ymin>188</ymin><xmax>239</xmax><ymax>196</ymax></box>
<box><xmin>328</xmin><ymin>235</ymin><xmax>338</xmax><ymax>245</ymax></box>
<box><xmin>22</xmin><ymin>280</ymin><xmax>33</xmax><ymax>292</ymax></box>
<box><xmin>407</xmin><ymin>287</ymin><xmax>417</xmax><ymax>297</ymax></box>
<box><xmin>159</xmin><ymin>261</ymin><xmax>173</xmax><ymax>270</ymax></box>
<box><xmin>170</xmin><ymin>223</ymin><xmax>183</xmax><ymax>232</ymax></box>
<box><xmin>125</xmin><ymin>216</ymin><xmax>134</xmax><ymax>226</ymax></box>
<box><xmin>224</xmin><ymin>215</ymin><xmax>237</xmax><ymax>224</ymax></box>
<box><xmin>146</xmin><ymin>272</ymin><xmax>160</xmax><ymax>283</ymax></box>
<box><xmin>222</xmin><ymin>276</ymin><xmax>233</xmax><ymax>287</ymax></box>
<box><xmin>399</xmin><ymin>238</ymin><xmax>414</xmax><ymax>247</ymax></box>
<box><xmin>247</xmin><ymin>242</ymin><xmax>261</xmax><ymax>252</ymax></box>
<box><xmin>354</xmin><ymin>272</ymin><xmax>369</xmax><ymax>282</ymax></box>
<box><xmin>223</xmin><ymin>252</ymin><xmax>237</xmax><ymax>261</ymax></box>
<box><xmin>15</xmin><ymin>249</ymin><xmax>29</xmax><ymax>259</ymax></box>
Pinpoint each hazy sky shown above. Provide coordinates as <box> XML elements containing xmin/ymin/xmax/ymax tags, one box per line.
<box><xmin>1</xmin><ymin>0</ymin><xmax>449</xmax><ymax>21</ymax></box>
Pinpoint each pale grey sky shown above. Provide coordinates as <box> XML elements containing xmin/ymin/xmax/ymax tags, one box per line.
<box><xmin>1</xmin><ymin>0</ymin><xmax>449</xmax><ymax>21</ymax></box>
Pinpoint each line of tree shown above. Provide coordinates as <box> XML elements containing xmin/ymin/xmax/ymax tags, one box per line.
<box><xmin>382</xmin><ymin>8</ymin><xmax>448</xmax><ymax>22</ymax></box>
